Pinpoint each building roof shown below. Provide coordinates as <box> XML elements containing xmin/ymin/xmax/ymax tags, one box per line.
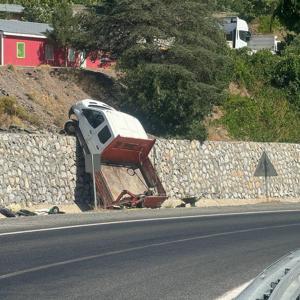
<box><xmin>0</xmin><ymin>4</ymin><xmax>24</xmax><ymax>13</ymax></box>
<box><xmin>0</xmin><ymin>19</ymin><xmax>52</xmax><ymax>37</ymax></box>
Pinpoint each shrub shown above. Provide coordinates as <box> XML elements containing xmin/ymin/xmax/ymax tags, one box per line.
<box><xmin>222</xmin><ymin>93</ymin><xmax>300</xmax><ymax>143</ymax></box>
<box><xmin>0</xmin><ymin>96</ymin><xmax>18</xmax><ymax>115</ymax></box>
<box><xmin>257</xmin><ymin>15</ymin><xmax>282</xmax><ymax>33</ymax></box>
<box><xmin>272</xmin><ymin>54</ymin><xmax>300</xmax><ymax>109</ymax></box>
<box><xmin>230</xmin><ymin>49</ymin><xmax>254</xmax><ymax>87</ymax></box>
<box><xmin>248</xmin><ymin>50</ymin><xmax>279</xmax><ymax>83</ymax></box>
<box><xmin>121</xmin><ymin>63</ymin><xmax>224</xmax><ymax>141</ymax></box>
<box><xmin>283</xmin><ymin>35</ymin><xmax>300</xmax><ymax>56</ymax></box>
<box><xmin>0</xmin><ymin>96</ymin><xmax>40</xmax><ymax>126</ymax></box>
<box><xmin>7</xmin><ymin>64</ymin><xmax>15</xmax><ymax>71</ymax></box>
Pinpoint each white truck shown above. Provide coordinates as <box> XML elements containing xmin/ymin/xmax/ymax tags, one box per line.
<box><xmin>221</xmin><ymin>16</ymin><xmax>251</xmax><ymax>49</ymax></box>
<box><xmin>220</xmin><ymin>16</ymin><xmax>280</xmax><ymax>53</ymax></box>
<box><xmin>64</xmin><ymin>99</ymin><xmax>167</xmax><ymax>209</ymax></box>
<box><xmin>248</xmin><ymin>34</ymin><xmax>281</xmax><ymax>54</ymax></box>
<box><xmin>65</xmin><ymin>99</ymin><xmax>148</xmax><ymax>156</ymax></box>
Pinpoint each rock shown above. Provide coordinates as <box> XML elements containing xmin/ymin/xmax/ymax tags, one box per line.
<box><xmin>7</xmin><ymin>203</ymin><xmax>22</xmax><ymax>212</ymax></box>
<box><xmin>161</xmin><ymin>198</ymin><xmax>185</xmax><ymax>209</ymax></box>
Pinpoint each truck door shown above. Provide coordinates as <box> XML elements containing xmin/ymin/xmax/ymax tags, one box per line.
<box><xmin>80</xmin><ymin>109</ymin><xmax>105</xmax><ymax>150</ymax></box>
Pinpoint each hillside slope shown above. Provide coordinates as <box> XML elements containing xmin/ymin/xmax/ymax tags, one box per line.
<box><xmin>0</xmin><ymin>66</ymin><xmax>119</xmax><ymax>132</ymax></box>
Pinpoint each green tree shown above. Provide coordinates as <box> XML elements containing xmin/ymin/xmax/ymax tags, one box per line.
<box><xmin>20</xmin><ymin>0</ymin><xmax>67</xmax><ymax>23</ymax></box>
<box><xmin>217</xmin><ymin>0</ymin><xmax>279</xmax><ymax>21</ymax></box>
<box><xmin>272</xmin><ymin>0</ymin><xmax>300</xmax><ymax>33</ymax></box>
<box><xmin>46</xmin><ymin>1</ymin><xmax>76</xmax><ymax>66</ymax></box>
<box><xmin>76</xmin><ymin>0</ymin><xmax>231</xmax><ymax>140</ymax></box>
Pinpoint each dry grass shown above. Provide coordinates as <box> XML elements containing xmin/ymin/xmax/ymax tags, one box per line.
<box><xmin>0</xmin><ymin>96</ymin><xmax>41</xmax><ymax>128</ymax></box>
<box><xmin>204</xmin><ymin>106</ymin><xmax>231</xmax><ymax>141</ymax></box>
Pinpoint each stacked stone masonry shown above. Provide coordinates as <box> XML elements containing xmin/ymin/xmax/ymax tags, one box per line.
<box><xmin>0</xmin><ymin>133</ymin><xmax>91</xmax><ymax>207</ymax></box>
<box><xmin>0</xmin><ymin>133</ymin><xmax>299</xmax><ymax>206</ymax></box>
<box><xmin>152</xmin><ymin>139</ymin><xmax>300</xmax><ymax>199</ymax></box>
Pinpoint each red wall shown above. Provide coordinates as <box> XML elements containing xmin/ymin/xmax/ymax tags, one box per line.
<box><xmin>86</xmin><ymin>56</ymin><xmax>101</xmax><ymax>69</ymax></box>
<box><xmin>3</xmin><ymin>35</ymin><xmax>80</xmax><ymax>67</ymax></box>
<box><xmin>4</xmin><ymin>35</ymin><xmax>46</xmax><ymax>67</ymax></box>
<box><xmin>85</xmin><ymin>52</ymin><xmax>116</xmax><ymax>70</ymax></box>
<box><xmin>2</xmin><ymin>35</ymin><xmax>112</xmax><ymax>70</ymax></box>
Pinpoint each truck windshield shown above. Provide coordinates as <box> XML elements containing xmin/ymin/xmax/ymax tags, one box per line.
<box><xmin>239</xmin><ymin>30</ymin><xmax>250</xmax><ymax>42</ymax></box>
<box><xmin>82</xmin><ymin>109</ymin><xmax>105</xmax><ymax>128</ymax></box>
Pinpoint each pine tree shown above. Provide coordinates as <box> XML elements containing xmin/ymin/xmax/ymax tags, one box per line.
<box><xmin>46</xmin><ymin>1</ymin><xmax>76</xmax><ymax>67</ymax></box>
<box><xmin>76</xmin><ymin>0</ymin><xmax>231</xmax><ymax>139</ymax></box>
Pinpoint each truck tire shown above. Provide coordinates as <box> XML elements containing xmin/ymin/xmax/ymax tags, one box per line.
<box><xmin>68</xmin><ymin>107</ymin><xmax>75</xmax><ymax>119</ymax></box>
<box><xmin>64</xmin><ymin>120</ymin><xmax>76</xmax><ymax>135</ymax></box>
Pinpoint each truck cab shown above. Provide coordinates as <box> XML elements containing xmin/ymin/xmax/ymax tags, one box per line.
<box><xmin>67</xmin><ymin>99</ymin><xmax>148</xmax><ymax>157</ymax></box>
<box><xmin>221</xmin><ymin>16</ymin><xmax>251</xmax><ymax>49</ymax></box>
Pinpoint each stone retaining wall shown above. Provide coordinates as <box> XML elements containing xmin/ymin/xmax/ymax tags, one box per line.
<box><xmin>0</xmin><ymin>133</ymin><xmax>91</xmax><ymax>207</ymax></box>
<box><xmin>0</xmin><ymin>133</ymin><xmax>299</xmax><ymax>207</ymax></box>
<box><xmin>153</xmin><ymin>139</ymin><xmax>300</xmax><ymax>199</ymax></box>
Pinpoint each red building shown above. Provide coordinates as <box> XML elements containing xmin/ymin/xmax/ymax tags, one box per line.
<box><xmin>0</xmin><ymin>19</ymin><xmax>110</xmax><ymax>69</ymax></box>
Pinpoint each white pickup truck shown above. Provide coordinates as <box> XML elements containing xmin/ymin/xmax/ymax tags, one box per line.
<box><xmin>65</xmin><ymin>99</ymin><xmax>148</xmax><ymax>157</ymax></box>
<box><xmin>64</xmin><ymin>99</ymin><xmax>167</xmax><ymax>209</ymax></box>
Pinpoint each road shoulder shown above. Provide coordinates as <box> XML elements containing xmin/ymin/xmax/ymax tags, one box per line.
<box><xmin>2</xmin><ymin>202</ymin><xmax>300</xmax><ymax>235</ymax></box>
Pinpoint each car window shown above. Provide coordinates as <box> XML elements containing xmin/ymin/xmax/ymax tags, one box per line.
<box><xmin>82</xmin><ymin>109</ymin><xmax>105</xmax><ymax>128</ymax></box>
<box><xmin>98</xmin><ymin>126</ymin><xmax>111</xmax><ymax>144</ymax></box>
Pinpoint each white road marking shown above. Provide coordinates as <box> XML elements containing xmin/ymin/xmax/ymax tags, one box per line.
<box><xmin>216</xmin><ymin>280</ymin><xmax>253</xmax><ymax>300</ymax></box>
<box><xmin>0</xmin><ymin>209</ymin><xmax>300</xmax><ymax>237</ymax></box>
<box><xmin>0</xmin><ymin>222</ymin><xmax>300</xmax><ymax>280</ymax></box>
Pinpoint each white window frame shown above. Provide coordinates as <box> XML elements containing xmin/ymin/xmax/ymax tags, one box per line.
<box><xmin>68</xmin><ymin>48</ymin><xmax>75</xmax><ymax>62</ymax></box>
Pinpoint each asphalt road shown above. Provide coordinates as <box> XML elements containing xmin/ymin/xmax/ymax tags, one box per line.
<box><xmin>1</xmin><ymin>206</ymin><xmax>300</xmax><ymax>299</ymax></box>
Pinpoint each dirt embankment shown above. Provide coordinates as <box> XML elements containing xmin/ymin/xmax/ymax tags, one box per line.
<box><xmin>0</xmin><ymin>66</ymin><xmax>119</xmax><ymax>132</ymax></box>
<box><xmin>0</xmin><ymin>65</ymin><xmax>233</xmax><ymax>141</ymax></box>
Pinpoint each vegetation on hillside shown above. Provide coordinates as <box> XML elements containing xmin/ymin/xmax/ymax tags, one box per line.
<box><xmin>0</xmin><ymin>0</ymin><xmax>299</xmax><ymax>143</ymax></box>
<box><xmin>0</xmin><ymin>96</ymin><xmax>40</xmax><ymax>127</ymax></box>
<box><xmin>222</xmin><ymin>42</ymin><xmax>300</xmax><ymax>141</ymax></box>
<box><xmin>217</xmin><ymin>0</ymin><xmax>279</xmax><ymax>21</ymax></box>
<box><xmin>0</xmin><ymin>0</ymin><xmax>97</xmax><ymax>22</ymax></box>
<box><xmin>72</xmin><ymin>0</ymin><xmax>231</xmax><ymax>140</ymax></box>
<box><xmin>216</xmin><ymin>0</ymin><xmax>300</xmax><ymax>143</ymax></box>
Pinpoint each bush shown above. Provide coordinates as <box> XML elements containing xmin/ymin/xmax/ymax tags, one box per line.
<box><xmin>257</xmin><ymin>15</ymin><xmax>282</xmax><ymax>33</ymax></box>
<box><xmin>0</xmin><ymin>96</ymin><xmax>40</xmax><ymax>126</ymax></box>
<box><xmin>272</xmin><ymin>54</ymin><xmax>300</xmax><ymax>109</ymax></box>
<box><xmin>230</xmin><ymin>49</ymin><xmax>279</xmax><ymax>90</ymax></box>
<box><xmin>283</xmin><ymin>35</ymin><xmax>300</xmax><ymax>56</ymax></box>
<box><xmin>222</xmin><ymin>93</ymin><xmax>300</xmax><ymax>143</ymax></box>
<box><xmin>121</xmin><ymin>63</ymin><xmax>223</xmax><ymax>141</ymax></box>
<box><xmin>248</xmin><ymin>50</ymin><xmax>279</xmax><ymax>83</ymax></box>
<box><xmin>0</xmin><ymin>96</ymin><xmax>19</xmax><ymax>115</ymax></box>
<box><xmin>6</xmin><ymin>64</ymin><xmax>15</xmax><ymax>72</ymax></box>
<box><xmin>230</xmin><ymin>49</ymin><xmax>254</xmax><ymax>87</ymax></box>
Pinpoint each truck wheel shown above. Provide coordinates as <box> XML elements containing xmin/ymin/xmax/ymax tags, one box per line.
<box><xmin>64</xmin><ymin>120</ymin><xmax>76</xmax><ymax>135</ymax></box>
